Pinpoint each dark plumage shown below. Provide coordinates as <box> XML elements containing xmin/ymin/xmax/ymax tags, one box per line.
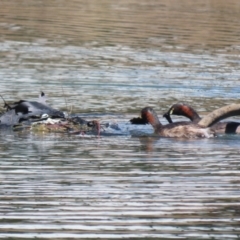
<box><xmin>0</xmin><ymin>92</ymin><xmax>64</xmax><ymax>126</ymax></box>
<box><xmin>130</xmin><ymin>116</ymin><xmax>148</xmax><ymax>125</ymax></box>
<box><xmin>132</xmin><ymin>104</ymin><xmax>240</xmax><ymax>138</ymax></box>
<box><xmin>163</xmin><ymin>103</ymin><xmax>240</xmax><ymax>134</ymax></box>
<box><xmin>137</xmin><ymin>107</ymin><xmax>214</xmax><ymax>138</ymax></box>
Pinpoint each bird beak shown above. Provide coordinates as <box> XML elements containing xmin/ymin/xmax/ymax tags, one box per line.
<box><xmin>169</xmin><ymin>108</ymin><xmax>174</xmax><ymax>115</ymax></box>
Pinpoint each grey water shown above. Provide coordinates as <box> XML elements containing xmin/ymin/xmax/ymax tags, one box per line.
<box><xmin>0</xmin><ymin>0</ymin><xmax>240</xmax><ymax>239</ymax></box>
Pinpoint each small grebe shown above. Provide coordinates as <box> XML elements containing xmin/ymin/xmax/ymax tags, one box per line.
<box><xmin>134</xmin><ymin>107</ymin><xmax>214</xmax><ymax>138</ymax></box>
<box><xmin>163</xmin><ymin>103</ymin><xmax>240</xmax><ymax>134</ymax></box>
<box><xmin>131</xmin><ymin>104</ymin><xmax>240</xmax><ymax>138</ymax></box>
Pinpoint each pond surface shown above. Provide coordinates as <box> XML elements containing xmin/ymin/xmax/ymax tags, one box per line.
<box><xmin>0</xmin><ymin>0</ymin><xmax>240</xmax><ymax>239</ymax></box>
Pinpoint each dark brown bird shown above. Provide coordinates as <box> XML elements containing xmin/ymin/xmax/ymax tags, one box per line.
<box><xmin>131</xmin><ymin>104</ymin><xmax>240</xmax><ymax>138</ymax></box>
<box><xmin>163</xmin><ymin>103</ymin><xmax>240</xmax><ymax>134</ymax></box>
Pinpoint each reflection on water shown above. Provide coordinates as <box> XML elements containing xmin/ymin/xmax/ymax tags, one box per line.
<box><xmin>1</xmin><ymin>0</ymin><xmax>240</xmax><ymax>49</ymax></box>
<box><xmin>1</xmin><ymin>133</ymin><xmax>240</xmax><ymax>239</ymax></box>
<box><xmin>0</xmin><ymin>41</ymin><xmax>240</xmax><ymax>115</ymax></box>
<box><xmin>0</xmin><ymin>0</ymin><xmax>240</xmax><ymax>239</ymax></box>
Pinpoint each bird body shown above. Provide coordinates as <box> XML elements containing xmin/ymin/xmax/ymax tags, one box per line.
<box><xmin>131</xmin><ymin>104</ymin><xmax>240</xmax><ymax>138</ymax></box>
<box><xmin>163</xmin><ymin>103</ymin><xmax>240</xmax><ymax>134</ymax></box>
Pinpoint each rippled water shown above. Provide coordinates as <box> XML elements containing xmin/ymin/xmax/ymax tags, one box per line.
<box><xmin>1</xmin><ymin>0</ymin><xmax>240</xmax><ymax>239</ymax></box>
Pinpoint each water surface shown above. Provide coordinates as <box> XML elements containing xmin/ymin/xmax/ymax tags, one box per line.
<box><xmin>0</xmin><ymin>0</ymin><xmax>240</xmax><ymax>239</ymax></box>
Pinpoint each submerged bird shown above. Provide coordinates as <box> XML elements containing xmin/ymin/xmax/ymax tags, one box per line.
<box><xmin>130</xmin><ymin>104</ymin><xmax>240</xmax><ymax>138</ymax></box>
<box><xmin>163</xmin><ymin>103</ymin><xmax>240</xmax><ymax>134</ymax></box>
<box><xmin>0</xmin><ymin>92</ymin><xmax>65</xmax><ymax>126</ymax></box>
